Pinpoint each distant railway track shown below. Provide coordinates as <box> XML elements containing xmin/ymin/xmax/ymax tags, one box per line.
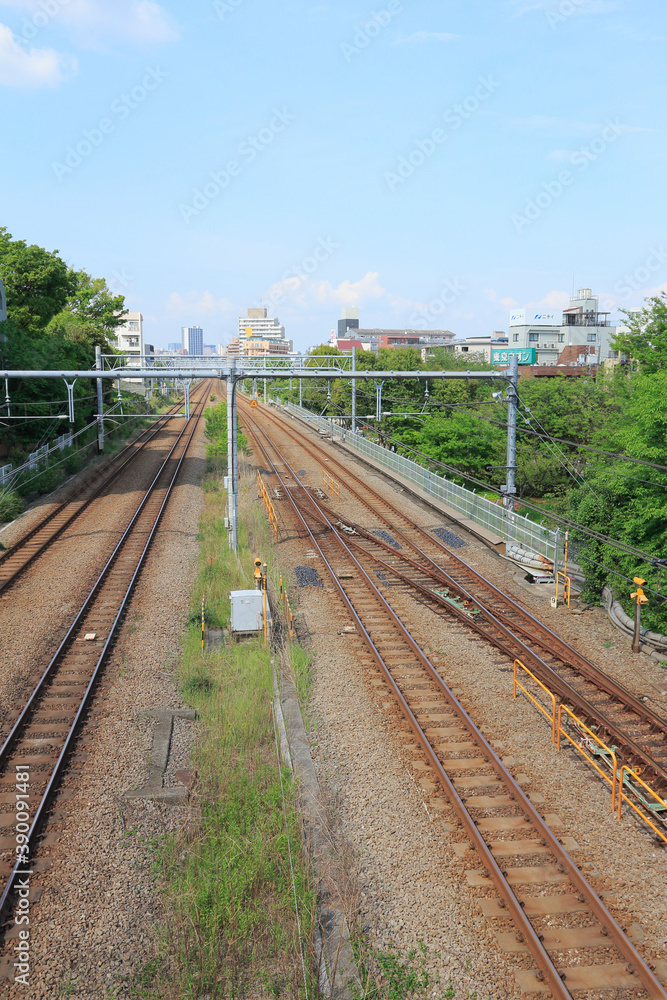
<box><xmin>0</xmin><ymin>380</ymin><xmax>211</xmax><ymax>928</ymax></box>
<box><xmin>241</xmin><ymin>404</ymin><xmax>667</xmax><ymax>999</ymax></box>
<box><xmin>0</xmin><ymin>390</ymin><xmax>196</xmax><ymax>596</ymax></box>
<box><xmin>240</xmin><ymin>399</ymin><xmax>667</xmax><ymax>842</ymax></box>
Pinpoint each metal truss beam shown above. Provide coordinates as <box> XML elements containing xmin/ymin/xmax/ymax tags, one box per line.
<box><xmin>0</xmin><ymin>367</ymin><xmax>509</xmax><ymax>381</ymax></box>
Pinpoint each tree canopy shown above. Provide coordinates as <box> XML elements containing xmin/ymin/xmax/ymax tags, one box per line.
<box><xmin>612</xmin><ymin>293</ymin><xmax>667</xmax><ymax>373</ymax></box>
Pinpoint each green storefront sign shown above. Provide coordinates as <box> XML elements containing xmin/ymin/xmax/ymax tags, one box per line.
<box><xmin>491</xmin><ymin>348</ymin><xmax>536</xmax><ymax>365</ymax></box>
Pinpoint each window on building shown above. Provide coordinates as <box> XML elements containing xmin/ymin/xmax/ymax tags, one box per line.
<box><xmin>587</xmin><ymin>333</ymin><xmax>597</xmax><ymax>343</ymax></box>
<box><xmin>529</xmin><ymin>332</ymin><xmax>539</xmax><ymax>342</ymax></box>
<box><xmin>558</xmin><ymin>334</ymin><xmax>565</xmax><ymax>343</ymax></box>
<box><xmin>513</xmin><ymin>333</ymin><xmax>519</xmax><ymax>342</ymax></box>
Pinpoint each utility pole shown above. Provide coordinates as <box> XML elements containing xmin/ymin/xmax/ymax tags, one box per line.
<box><xmin>226</xmin><ymin>370</ymin><xmax>235</xmax><ymax>550</ymax></box>
<box><xmin>95</xmin><ymin>345</ymin><xmax>104</xmax><ymax>454</ymax></box>
<box><xmin>351</xmin><ymin>346</ymin><xmax>357</xmax><ymax>433</ymax></box>
<box><xmin>231</xmin><ymin>375</ymin><xmax>238</xmax><ymax>552</ymax></box>
<box><xmin>503</xmin><ymin>354</ymin><xmax>518</xmax><ymax>510</ymax></box>
<box><xmin>263</xmin><ymin>378</ymin><xmax>267</xmax><ymax>405</ymax></box>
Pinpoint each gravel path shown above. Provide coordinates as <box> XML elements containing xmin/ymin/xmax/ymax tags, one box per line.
<box><xmin>0</xmin><ymin>408</ymin><xmax>208</xmax><ymax>998</ymax></box>
<box><xmin>243</xmin><ymin>404</ymin><xmax>667</xmax><ymax>996</ymax></box>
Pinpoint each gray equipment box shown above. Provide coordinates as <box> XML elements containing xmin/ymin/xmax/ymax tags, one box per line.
<box><xmin>230</xmin><ymin>590</ymin><xmax>268</xmax><ymax>633</ymax></box>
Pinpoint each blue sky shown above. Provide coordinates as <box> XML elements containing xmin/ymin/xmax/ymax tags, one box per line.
<box><xmin>1</xmin><ymin>0</ymin><xmax>666</xmax><ymax>350</ymax></box>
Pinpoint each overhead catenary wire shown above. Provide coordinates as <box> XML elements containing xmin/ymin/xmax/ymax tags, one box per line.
<box><xmin>294</xmin><ymin>379</ymin><xmax>667</xmax><ymax>472</ymax></box>
<box><xmin>371</xmin><ymin>430</ymin><xmax>666</xmax><ymax>566</ymax></box>
<box><xmin>304</xmin><ymin>387</ymin><xmax>667</xmax><ymax>493</ymax></box>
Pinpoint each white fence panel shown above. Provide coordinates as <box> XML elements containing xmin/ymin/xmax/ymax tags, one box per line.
<box><xmin>280</xmin><ymin>400</ymin><xmax>558</xmax><ymax>563</ymax></box>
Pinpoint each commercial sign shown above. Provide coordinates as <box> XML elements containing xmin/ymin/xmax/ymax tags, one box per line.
<box><xmin>492</xmin><ymin>348</ymin><xmax>536</xmax><ymax>365</ymax></box>
<box><xmin>509</xmin><ymin>309</ymin><xmax>559</xmax><ymax>327</ymax></box>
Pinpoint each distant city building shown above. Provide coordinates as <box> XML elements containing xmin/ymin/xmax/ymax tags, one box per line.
<box><xmin>216</xmin><ymin>344</ymin><xmax>226</xmax><ymax>356</ymax></box>
<box><xmin>332</xmin><ymin>310</ymin><xmax>455</xmax><ymax>353</ymax></box>
<box><xmin>182</xmin><ymin>325</ymin><xmax>204</xmax><ymax>355</ymax></box>
<box><xmin>238</xmin><ymin>308</ymin><xmax>292</xmax><ymax>355</ymax></box>
<box><xmin>167</xmin><ymin>342</ymin><xmax>181</xmax><ymax>352</ymax></box>
<box><xmin>203</xmin><ymin>344</ymin><xmax>216</xmax><ymax>356</ymax></box>
<box><xmin>508</xmin><ymin>288</ymin><xmax>616</xmax><ymax>364</ymax></box>
<box><xmin>244</xmin><ymin>339</ymin><xmax>291</xmax><ymax>357</ymax></box>
<box><xmin>338</xmin><ymin>307</ymin><xmax>359</xmax><ymax>338</ymax></box>
<box><xmin>224</xmin><ymin>337</ymin><xmax>241</xmax><ymax>358</ymax></box>
<box><xmin>445</xmin><ymin>334</ymin><xmax>509</xmax><ymax>363</ymax></box>
<box><xmin>112</xmin><ymin>312</ymin><xmax>148</xmax><ymax>361</ymax></box>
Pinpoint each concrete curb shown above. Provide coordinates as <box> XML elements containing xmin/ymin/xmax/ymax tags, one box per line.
<box><xmin>275</xmin><ymin>667</ymin><xmax>360</xmax><ymax>999</ymax></box>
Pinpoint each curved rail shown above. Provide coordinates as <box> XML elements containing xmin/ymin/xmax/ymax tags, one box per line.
<box><xmin>241</xmin><ymin>400</ymin><xmax>667</xmax><ymax>808</ymax></box>
<box><xmin>242</xmin><ymin>408</ymin><xmax>667</xmax><ymax>1000</ymax></box>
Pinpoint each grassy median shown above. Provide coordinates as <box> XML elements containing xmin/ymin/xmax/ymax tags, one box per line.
<box><xmin>133</xmin><ymin>473</ymin><xmax>315</xmax><ymax>999</ymax></box>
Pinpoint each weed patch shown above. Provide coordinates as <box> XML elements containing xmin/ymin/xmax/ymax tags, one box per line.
<box><xmin>132</xmin><ymin>470</ymin><xmax>314</xmax><ymax>998</ymax></box>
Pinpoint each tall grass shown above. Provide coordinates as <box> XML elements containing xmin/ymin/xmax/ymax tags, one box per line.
<box><xmin>135</xmin><ymin>476</ymin><xmax>315</xmax><ymax>999</ymax></box>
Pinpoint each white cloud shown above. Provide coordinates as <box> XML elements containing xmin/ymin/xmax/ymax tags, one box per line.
<box><xmin>393</xmin><ymin>31</ymin><xmax>459</xmax><ymax>44</ymax></box>
<box><xmin>263</xmin><ymin>271</ymin><xmax>389</xmax><ymax>313</ymax></box>
<box><xmin>166</xmin><ymin>291</ymin><xmax>235</xmax><ymax>315</ymax></box>
<box><xmin>0</xmin><ymin>23</ymin><xmax>75</xmax><ymax>86</ymax></box>
<box><xmin>0</xmin><ymin>0</ymin><xmax>178</xmax><ymax>46</ymax></box>
<box><xmin>64</xmin><ymin>0</ymin><xmax>178</xmax><ymax>45</ymax></box>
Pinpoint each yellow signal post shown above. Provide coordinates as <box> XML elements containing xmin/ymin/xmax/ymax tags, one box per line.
<box><xmin>630</xmin><ymin>577</ymin><xmax>649</xmax><ymax>654</ymax></box>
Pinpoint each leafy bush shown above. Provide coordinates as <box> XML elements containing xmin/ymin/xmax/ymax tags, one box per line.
<box><xmin>0</xmin><ymin>490</ymin><xmax>23</xmax><ymax>522</ymax></box>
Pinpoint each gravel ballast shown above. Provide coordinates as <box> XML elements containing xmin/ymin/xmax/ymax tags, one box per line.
<box><xmin>241</xmin><ymin>403</ymin><xmax>667</xmax><ymax>996</ymax></box>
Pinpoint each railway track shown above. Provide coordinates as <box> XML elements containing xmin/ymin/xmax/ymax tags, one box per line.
<box><xmin>0</xmin><ymin>380</ymin><xmax>211</xmax><ymax>933</ymax></box>
<box><xmin>0</xmin><ymin>389</ymin><xmax>196</xmax><ymax>596</ymax></box>
<box><xmin>241</xmin><ymin>399</ymin><xmax>667</xmax><ymax>839</ymax></box>
<box><xmin>241</xmin><ymin>406</ymin><xmax>667</xmax><ymax>999</ymax></box>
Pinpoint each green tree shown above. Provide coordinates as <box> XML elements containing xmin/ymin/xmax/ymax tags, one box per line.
<box><xmin>0</xmin><ymin>227</ymin><xmax>76</xmax><ymax>331</ymax></box>
<box><xmin>568</xmin><ymin>370</ymin><xmax>667</xmax><ymax>631</ymax></box>
<box><xmin>416</xmin><ymin>411</ymin><xmax>505</xmax><ymax>486</ymax></box>
<box><xmin>613</xmin><ymin>294</ymin><xmax>667</xmax><ymax>373</ymax></box>
<box><xmin>46</xmin><ymin>271</ymin><xmax>126</xmax><ymax>353</ymax></box>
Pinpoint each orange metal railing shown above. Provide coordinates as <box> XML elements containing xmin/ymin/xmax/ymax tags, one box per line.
<box><xmin>322</xmin><ymin>469</ymin><xmax>342</xmax><ymax>501</ymax></box>
<box><xmin>617</xmin><ymin>765</ymin><xmax>667</xmax><ymax>845</ymax></box>
<box><xmin>513</xmin><ymin>659</ymin><xmax>557</xmax><ymax>743</ymax></box>
<box><xmin>257</xmin><ymin>470</ymin><xmax>279</xmax><ymax>539</ymax></box>
<box><xmin>513</xmin><ymin>659</ymin><xmax>667</xmax><ymax>839</ymax></box>
<box><xmin>556</xmin><ymin>571</ymin><xmax>571</xmax><ymax>608</ymax></box>
<box><xmin>556</xmin><ymin>703</ymin><xmax>618</xmax><ymax>812</ymax></box>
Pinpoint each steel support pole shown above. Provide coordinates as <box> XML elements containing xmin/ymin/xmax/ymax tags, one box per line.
<box><xmin>231</xmin><ymin>370</ymin><xmax>239</xmax><ymax>552</ymax></box>
<box><xmin>227</xmin><ymin>372</ymin><xmax>234</xmax><ymax>548</ymax></box>
<box><xmin>264</xmin><ymin>378</ymin><xmax>267</xmax><ymax>404</ymax></box>
<box><xmin>504</xmin><ymin>355</ymin><xmax>519</xmax><ymax>510</ymax></box>
<box><xmin>299</xmin><ymin>378</ymin><xmax>302</xmax><ymax>407</ymax></box>
<box><xmin>95</xmin><ymin>346</ymin><xmax>104</xmax><ymax>454</ymax></box>
<box><xmin>351</xmin><ymin>346</ymin><xmax>357</xmax><ymax>433</ymax></box>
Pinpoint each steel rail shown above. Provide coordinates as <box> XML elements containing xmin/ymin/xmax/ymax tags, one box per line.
<box><xmin>243</xmin><ymin>411</ymin><xmax>667</xmax><ymax>999</ymax></box>
<box><xmin>0</xmin><ymin>382</ymin><xmax>210</xmax><ymax>918</ymax></box>
<box><xmin>243</xmin><ymin>402</ymin><xmax>667</xmax><ymax>785</ymax></box>
<box><xmin>321</xmin><ymin>510</ymin><xmax>667</xmax><ymax>787</ymax></box>
<box><xmin>0</xmin><ymin>392</ymin><xmax>192</xmax><ymax>595</ymax></box>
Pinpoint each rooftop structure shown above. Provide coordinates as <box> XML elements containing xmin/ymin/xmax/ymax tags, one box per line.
<box><xmin>508</xmin><ymin>288</ymin><xmax>617</xmax><ymax>364</ymax></box>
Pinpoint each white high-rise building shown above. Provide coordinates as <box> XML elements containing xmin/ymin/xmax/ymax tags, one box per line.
<box><xmin>181</xmin><ymin>325</ymin><xmax>204</xmax><ymax>355</ymax></box>
<box><xmin>238</xmin><ymin>308</ymin><xmax>292</xmax><ymax>354</ymax></box>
